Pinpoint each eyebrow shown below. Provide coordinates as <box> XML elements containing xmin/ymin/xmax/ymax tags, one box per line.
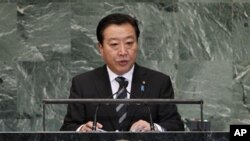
<box><xmin>107</xmin><ymin>36</ymin><xmax>136</xmax><ymax>41</ymax></box>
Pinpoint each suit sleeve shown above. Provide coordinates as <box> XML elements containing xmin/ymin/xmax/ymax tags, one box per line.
<box><xmin>157</xmin><ymin>76</ymin><xmax>184</xmax><ymax>131</ymax></box>
<box><xmin>60</xmin><ymin>77</ymin><xmax>86</xmax><ymax>131</ymax></box>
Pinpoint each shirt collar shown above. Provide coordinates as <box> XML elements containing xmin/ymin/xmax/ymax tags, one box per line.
<box><xmin>106</xmin><ymin>65</ymin><xmax>134</xmax><ymax>82</ymax></box>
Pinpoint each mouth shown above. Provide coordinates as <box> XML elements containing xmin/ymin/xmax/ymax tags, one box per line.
<box><xmin>117</xmin><ymin>60</ymin><xmax>129</xmax><ymax>66</ymax></box>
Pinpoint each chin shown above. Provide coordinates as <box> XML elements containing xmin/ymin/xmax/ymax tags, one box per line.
<box><xmin>115</xmin><ymin>68</ymin><xmax>129</xmax><ymax>75</ymax></box>
<box><xmin>122</xmin><ymin>69</ymin><xmax>132</xmax><ymax>74</ymax></box>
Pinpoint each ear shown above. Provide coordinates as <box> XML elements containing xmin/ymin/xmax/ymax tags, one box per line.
<box><xmin>98</xmin><ymin>43</ymin><xmax>103</xmax><ymax>57</ymax></box>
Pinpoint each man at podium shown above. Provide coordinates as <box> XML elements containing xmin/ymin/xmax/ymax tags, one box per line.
<box><xmin>60</xmin><ymin>13</ymin><xmax>184</xmax><ymax>132</ymax></box>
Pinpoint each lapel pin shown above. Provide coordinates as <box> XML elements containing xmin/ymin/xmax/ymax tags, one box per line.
<box><xmin>141</xmin><ymin>81</ymin><xmax>146</xmax><ymax>92</ymax></box>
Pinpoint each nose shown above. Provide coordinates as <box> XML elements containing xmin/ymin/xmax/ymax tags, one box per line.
<box><xmin>118</xmin><ymin>43</ymin><xmax>128</xmax><ymax>55</ymax></box>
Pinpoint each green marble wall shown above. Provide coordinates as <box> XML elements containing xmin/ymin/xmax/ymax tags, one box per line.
<box><xmin>0</xmin><ymin>0</ymin><xmax>249</xmax><ymax>131</ymax></box>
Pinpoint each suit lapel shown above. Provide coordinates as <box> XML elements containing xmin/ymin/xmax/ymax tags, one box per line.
<box><xmin>130</xmin><ymin>65</ymin><xmax>146</xmax><ymax>99</ymax></box>
<box><xmin>94</xmin><ymin>65</ymin><xmax>112</xmax><ymax>98</ymax></box>
<box><xmin>94</xmin><ymin>65</ymin><xmax>119</xmax><ymax>130</ymax></box>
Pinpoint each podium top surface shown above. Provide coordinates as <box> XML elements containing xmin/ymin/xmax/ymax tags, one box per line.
<box><xmin>0</xmin><ymin>131</ymin><xmax>229</xmax><ymax>141</ymax></box>
<box><xmin>43</xmin><ymin>99</ymin><xmax>203</xmax><ymax>104</ymax></box>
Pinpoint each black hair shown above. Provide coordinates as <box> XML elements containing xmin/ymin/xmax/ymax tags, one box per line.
<box><xmin>96</xmin><ymin>13</ymin><xmax>140</xmax><ymax>44</ymax></box>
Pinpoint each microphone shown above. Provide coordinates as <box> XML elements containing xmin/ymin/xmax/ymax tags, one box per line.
<box><xmin>92</xmin><ymin>81</ymin><xmax>129</xmax><ymax>131</ymax></box>
<box><xmin>92</xmin><ymin>104</ymin><xmax>100</xmax><ymax>131</ymax></box>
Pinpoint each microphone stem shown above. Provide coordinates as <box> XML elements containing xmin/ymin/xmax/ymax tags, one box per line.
<box><xmin>145</xmin><ymin>104</ymin><xmax>154</xmax><ymax>131</ymax></box>
<box><xmin>92</xmin><ymin>104</ymin><xmax>100</xmax><ymax>131</ymax></box>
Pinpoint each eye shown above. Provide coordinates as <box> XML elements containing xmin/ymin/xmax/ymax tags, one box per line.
<box><xmin>109</xmin><ymin>43</ymin><xmax>119</xmax><ymax>49</ymax></box>
<box><xmin>110</xmin><ymin>43</ymin><xmax>118</xmax><ymax>46</ymax></box>
<box><xmin>125</xmin><ymin>41</ymin><xmax>134</xmax><ymax>48</ymax></box>
<box><xmin>126</xmin><ymin>42</ymin><xmax>133</xmax><ymax>45</ymax></box>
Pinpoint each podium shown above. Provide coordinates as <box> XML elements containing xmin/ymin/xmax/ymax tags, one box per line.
<box><xmin>0</xmin><ymin>132</ymin><xmax>229</xmax><ymax>141</ymax></box>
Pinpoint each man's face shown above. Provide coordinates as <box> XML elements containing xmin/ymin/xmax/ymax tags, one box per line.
<box><xmin>99</xmin><ymin>23</ymin><xmax>138</xmax><ymax>75</ymax></box>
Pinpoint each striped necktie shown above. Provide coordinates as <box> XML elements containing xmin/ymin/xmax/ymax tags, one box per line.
<box><xmin>115</xmin><ymin>76</ymin><xmax>128</xmax><ymax>129</ymax></box>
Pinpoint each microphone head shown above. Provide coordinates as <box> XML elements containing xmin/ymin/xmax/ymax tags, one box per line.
<box><xmin>124</xmin><ymin>81</ymin><xmax>128</xmax><ymax>88</ymax></box>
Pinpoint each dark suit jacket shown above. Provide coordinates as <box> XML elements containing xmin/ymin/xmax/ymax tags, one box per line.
<box><xmin>60</xmin><ymin>64</ymin><xmax>184</xmax><ymax>131</ymax></box>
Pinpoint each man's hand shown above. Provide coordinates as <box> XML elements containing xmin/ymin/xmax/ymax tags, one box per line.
<box><xmin>79</xmin><ymin>121</ymin><xmax>103</xmax><ymax>132</ymax></box>
<box><xmin>130</xmin><ymin>120</ymin><xmax>151</xmax><ymax>132</ymax></box>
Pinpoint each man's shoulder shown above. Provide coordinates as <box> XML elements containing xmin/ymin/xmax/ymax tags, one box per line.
<box><xmin>72</xmin><ymin>66</ymin><xmax>105</xmax><ymax>81</ymax></box>
<box><xmin>137</xmin><ymin>65</ymin><xmax>170</xmax><ymax>79</ymax></box>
